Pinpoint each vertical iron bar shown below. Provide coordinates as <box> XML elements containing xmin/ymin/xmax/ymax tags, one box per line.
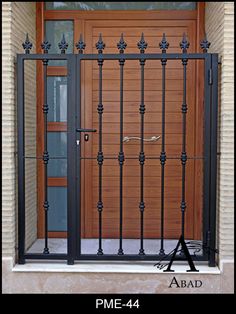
<box><xmin>159</xmin><ymin>57</ymin><xmax>167</xmax><ymax>255</ymax></box>
<box><xmin>139</xmin><ymin>58</ymin><xmax>146</xmax><ymax>256</ymax></box>
<box><xmin>203</xmin><ymin>54</ymin><xmax>211</xmax><ymax>260</ymax></box>
<box><xmin>17</xmin><ymin>56</ymin><xmax>25</xmax><ymax>264</ymax></box>
<box><xmin>97</xmin><ymin>57</ymin><xmax>104</xmax><ymax>255</ymax></box>
<box><xmin>179</xmin><ymin>33</ymin><xmax>189</xmax><ymax>244</ymax></box>
<box><xmin>42</xmin><ymin>58</ymin><xmax>49</xmax><ymax>254</ymax></box>
<box><xmin>75</xmin><ymin>36</ymin><xmax>85</xmax><ymax>259</ymax></box>
<box><xmin>67</xmin><ymin>55</ymin><xmax>77</xmax><ymax>264</ymax></box>
<box><xmin>75</xmin><ymin>56</ymin><xmax>81</xmax><ymax>259</ymax></box>
<box><xmin>180</xmin><ymin>57</ymin><xmax>188</xmax><ymax>239</ymax></box>
<box><xmin>209</xmin><ymin>54</ymin><xmax>218</xmax><ymax>266</ymax></box>
<box><xmin>118</xmin><ymin>57</ymin><xmax>125</xmax><ymax>255</ymax></box>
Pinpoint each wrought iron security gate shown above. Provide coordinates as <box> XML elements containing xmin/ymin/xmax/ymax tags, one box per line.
<box><xmin>17</xmin><ymin>33</ymin><xmax>218</xmax><ymax>265</ymax></box>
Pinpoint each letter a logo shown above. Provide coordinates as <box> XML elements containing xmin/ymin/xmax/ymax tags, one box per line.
<box><xmin>164</xmin><ymin>235</ymin><xmax>199</xmax><ymax>272</ymax></box>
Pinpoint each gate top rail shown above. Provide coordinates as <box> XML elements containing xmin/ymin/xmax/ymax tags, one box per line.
<box><xmin>20</xmin><ymin>32</ymin><xmax>213</xmax><ymax>59</ymax></box>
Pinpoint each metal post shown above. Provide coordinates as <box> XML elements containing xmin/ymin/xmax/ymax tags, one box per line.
<box><xmin>67</xmin><ymin>55</ymin><xmax>77</xmax><ymax>265</ymax></box>
<box><xmin>209</xmin><ymin>54</ymin><xmax>218</xmax><ymax>266</ymax></box>
<box><xmin>17</xmin><ymin>56</ymin><xmax>25</xmax><ymax>264</ymax></box>
<box><xmin>75</xmin><ymin>57</ymin><xmax>82</xmax><ymax>259</ymax></box>
<box><xmin>203</xmin><ymin>54</ymin><xmax>212</xmax><ymax>261</ymax></box>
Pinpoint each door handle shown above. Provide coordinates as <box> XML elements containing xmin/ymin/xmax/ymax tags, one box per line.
<box><xmin>76</xmin><ymin>128</ymin><xmax>97</xmax><ymax>133</ymax></box>
<box><xmin>123</xmin><ymin>135</ymin><xmax>161</xmax><ymax>143</ymax></box>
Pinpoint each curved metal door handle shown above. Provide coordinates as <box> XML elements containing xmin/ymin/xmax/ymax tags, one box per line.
<box><xmin>123</xmin><ymin>135</ymin><xmax>161</xmax><ymax>143</ymax></box>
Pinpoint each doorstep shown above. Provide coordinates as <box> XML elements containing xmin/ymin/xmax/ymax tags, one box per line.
<box><xmin>12</xmin><ymin>261</ymin><xmax>221</xmax><ymax>274</ymax></box>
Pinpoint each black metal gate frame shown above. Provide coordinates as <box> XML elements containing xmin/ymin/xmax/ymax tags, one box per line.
<box><xmin>17</xmin><ymin>38</ymin><xmax>218</xmax><ymax>266</ymax></box>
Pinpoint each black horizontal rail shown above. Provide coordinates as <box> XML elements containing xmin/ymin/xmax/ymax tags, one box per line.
<box><xmin>23</xmin><ymin>155</ymin><xmax>204</xmax><ymax>160</ymax></box>
<box><xmin>17</xmin><ymin>53</ymin><xmax>217</xmax><ymax>61</ymax></box>
<box><xmin>24</xmin><ymin>253</ymin><xmax>68</xmax><ymax>260</ymax></box>
<box><xmin>24</xmin><ymin>253</ymin><xmax>207</xmax><ymax>261</ymax></box>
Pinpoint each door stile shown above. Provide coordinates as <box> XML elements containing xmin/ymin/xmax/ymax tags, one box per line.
<box><xmin>67</xmin><ymin>55</ymin><xmax>77</xmax><ymax>264</ymax></box>
<box><xmin>76</xmin><ymin>55</ymin><xmax>82</xmax><ymax>258</ymax></box>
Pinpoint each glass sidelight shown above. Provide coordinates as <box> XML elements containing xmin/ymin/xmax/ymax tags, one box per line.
<box><xmin>47</xmin><ymin>76</ymin><xmax>67</xmax><ymax>122</ymax></box>
<box><xmin>17</xmin><ymin>40</ymin><xmax>76</xmax><ymax>262</ymax></box>
<box><xmin>48</xmin><ymin>187</ymin><xmax>67</xmax><ymax>231</ymax></box>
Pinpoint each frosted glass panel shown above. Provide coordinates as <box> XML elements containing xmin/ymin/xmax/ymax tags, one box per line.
<box><xmin>48</xmin><ymin>132</ymin><xmax>67</xmax><ymax>177</ymax></box>
<box><xmin>46</xmin><ymin>2</ymin><xmax>196</xmax><ymax>10</ymax></box>
<box><xmin>45</xmin><ymin>21</ymin><xmax>73</xmax><ymax>65</ymax></box>
<box><xmin>48</xmin><ymin>187</ymin><xmax>67</xmax><ymax>231</ymax></box>
<box><xmin>47</xmin><ymin>76</ymin><xmax>67</xmax><ymax>122</ymax></box>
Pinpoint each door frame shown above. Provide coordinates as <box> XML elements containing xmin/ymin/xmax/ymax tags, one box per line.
<box><xmin>36</xmin><ymin>2</ymin><xmax>205</xmax><ymax>239</ymax></box>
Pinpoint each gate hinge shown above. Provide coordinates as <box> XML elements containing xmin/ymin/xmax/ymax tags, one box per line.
<box><xmin>208</xmin><ymin>68</ymin><xmax>213</xmax><ymax>85</ymax></box>
<box><xmin>207</xmin><ymin>230</ymin><xmax>211</xmax><ymax>247</ymax></box>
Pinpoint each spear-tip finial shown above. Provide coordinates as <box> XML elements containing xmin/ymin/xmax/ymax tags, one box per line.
<box><xmin>180</xmin><ymin>32</ymin><xmax>190</xmax><ymax>53</ymax></box>
<box><xmin>41</xmin><ymin>36</ymin><xmax>51</xmax><ymax>54</ymax></box>
<box><xmin>117</xmin><ymin>33</ymin><xmax>127</xmax><ymax>53</ymax></box>
<box><xmin>58</xmin><ymin>33</ymin><xmax>68</xmax><ymax>54</ymax></box>
<box><xmin>137</xmin><ymin>32</ymin><xmax>148</xmax><ymax>53</ymax></box>
<box><xmin>76</xmin><ymin>33</ymin><xmax>86</xmax><ymax>54</ymax></box>
<box><xmin>96</xmin><ymin>33</ymin><xmax>105</xmax><ymax>53</ymax></box>
<box><xmin>159</xmin><ymin>32</ymin><xmax>169</xmax><ymax>53</ymax></box>
<box><xmin>200</xmin><ymin>33</ymin><xmax>211</xmax><ymax>53</ymax></box>
<box><xmin>22</xmin><ymin>33</ymin><xmax>33</xmax><ymax>54</ymax></box>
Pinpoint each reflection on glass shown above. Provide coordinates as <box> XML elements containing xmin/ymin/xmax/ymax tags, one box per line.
<box><xmin>46</xmin><ymin>2</ymin><xmax>196</xmax><ymax>10</ymax></box>
<box><xmin>48</xmin><ymin>132</ymin><xmax>67</xmax><ymax>177</ymax></box>
<box><xmin>48</xmin><ymin>187</ymin><xmax>67</xmax><ymax>231</ymax></box>
<box><xmin>48</xmin><ymin>76</ymin><xmax>67</xmax><ymax>122</ymax></box>
<box><xmin>45</xmin><ymin>20</ymin><xmax>73</xmax><ymax>65</ymax></box>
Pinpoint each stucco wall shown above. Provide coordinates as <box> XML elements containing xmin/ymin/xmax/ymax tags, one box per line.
<box><xmin>2</xmin><ymin>2</ymin><xmax>37</xmax><ymax>257</ymax></box>
<box><xmin>205</xmin><ymin>2</ymin><xmax>234</xmax><ymax>262</ymax></box>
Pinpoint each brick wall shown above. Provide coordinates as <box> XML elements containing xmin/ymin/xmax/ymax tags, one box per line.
<box><xmin>2</xmin><ymin>2</ymin><xmax>37</xmax><ymax>257</ymax></box>
<box><xmin>205</xmin><ymin>2</ymin><xmax>234</xmax><ymax>261</ymax></box>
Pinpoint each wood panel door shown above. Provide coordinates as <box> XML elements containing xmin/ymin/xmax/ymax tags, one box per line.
<box><xmin>81</xmin><ymin>18</ymin><xmax>201</xmax><ymax>239</ymax></box>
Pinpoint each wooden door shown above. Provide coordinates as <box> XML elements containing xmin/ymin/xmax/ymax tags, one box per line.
<box><xmin>81</xmin><ymin>18</ymin><xmax>200</xmax><ymax>240</ymax></box>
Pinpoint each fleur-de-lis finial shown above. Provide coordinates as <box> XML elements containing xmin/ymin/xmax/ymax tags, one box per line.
<box><xmin>41</xmin><ymin>37</ymin><xmax>51</xmax><ymax>54</ymax></box>
<box><xmin>159</xmin><ymin>33</ymin><xmax>169</xmax><ymax>53</ymax></box>
<box><xmin>75</xmin><ymin>34</ymin><xmax>86</xmax><ymax>54</ymax></box>
<box><xmin>137</xmin><ymin>33</ymin><xmax>148</xmax><ymax>53</ymax></box>
<box><xmin>96</xmin><ymin>33</ymin><xmax>105</xmax><ymax>53</ymax></box>
<box><xmin>22</xmin><ymin>33</ymin><xmax>33</xmax><ymax>54</ymax></box>
<box><xmin>180</xmin><ymin>32</ymin><xmax>190</xmax><ymax>53</ymax></box>
<box><xmin>117</xmin><ymin>33</ymin><xmax>127</xmax><ymax>53</ymax></box>
<box><xmin>200</xmin><ymin>34</ymin><xmax>211</xmax><ymax>53</ymax></box>
<box><xmin>58</xmin><ymin>34</ymin><xmax>68</xmax><ymax>54</ymax></box>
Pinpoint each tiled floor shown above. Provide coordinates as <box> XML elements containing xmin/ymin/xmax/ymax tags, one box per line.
<box><xmin>27</xmin><ymin>238</ymin><xmax>203</xmax><ymax>255</ymax></box>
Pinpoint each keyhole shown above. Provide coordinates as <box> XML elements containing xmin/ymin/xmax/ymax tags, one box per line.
<box><xmin>84</xmin><ymin>134</ymin><xmax>89</xmax><ymax>142</ymax></box>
